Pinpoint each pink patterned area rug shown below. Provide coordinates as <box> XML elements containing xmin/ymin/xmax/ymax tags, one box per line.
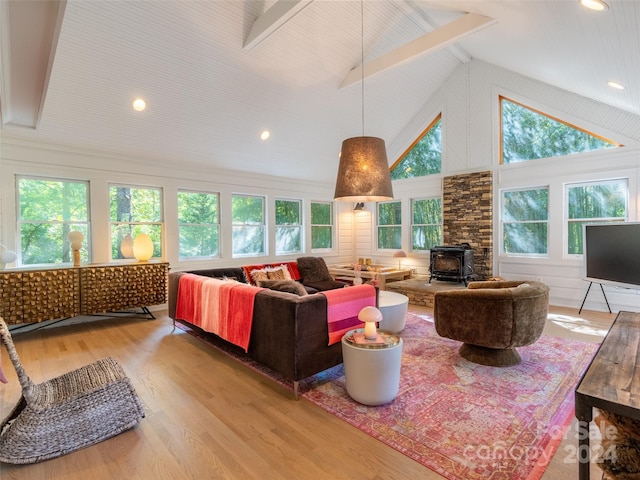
<box><xmin>176</xmin><ymin>312</ymin><xmax>599</xmax><ymax>480</ymax></box>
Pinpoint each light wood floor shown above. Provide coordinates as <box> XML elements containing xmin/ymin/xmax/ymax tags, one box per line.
<box><xmin>0</xmin><ymin>305</ymin><xmax>617</xmax><ymax>480</ymax></box>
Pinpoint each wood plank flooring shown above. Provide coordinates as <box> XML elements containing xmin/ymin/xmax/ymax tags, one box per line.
<box><xmin>0</xmin><ymin>305</ymin><xmax>617</xmax><ymax>479</ymax></box>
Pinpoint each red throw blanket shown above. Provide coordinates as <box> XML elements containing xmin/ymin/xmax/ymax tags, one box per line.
<box><xmin>321</xmin><ymin>284</ymin><xmax>377</xmax><ymax>345</ymax></box>
<box><xmin>176</xmin><ymin>275</ymin><xmax>262</xmax><ymax>352</ymax></box>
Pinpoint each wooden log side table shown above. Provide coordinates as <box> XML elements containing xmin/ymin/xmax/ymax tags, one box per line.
<box><xmin>341</xmin><ymin>329</ymin><xmax>403</xmax><ymax>406</ymax></box>
<box><xmin>574</xmin><ymin>311</ymin><xmax>640</xmax><ymax>480</ymax></box>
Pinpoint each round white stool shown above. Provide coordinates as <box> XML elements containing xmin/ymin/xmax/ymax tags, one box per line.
<box><xmin>341</xmin><ymin>329</ymin><xmax>403</xmax><ymax>406</ymax></box>
<box><xmin>378</xmin><ymin>290</ymin><xmax>409</xmax><ymax>333</ymax></box>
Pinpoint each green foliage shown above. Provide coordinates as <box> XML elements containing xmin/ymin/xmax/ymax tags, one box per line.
<box><xmin>311</xmin><ymin>202</ymin><xmax>332</xmax><ymax>249</ymax></box>
<box><xmin>232</xmin><ymin>195</ymin><xmax>265</xmax><ymax>256</ymax></box>
<box><xmin>411</xmin><ymin>198</ymin><xmax>442</xmax><ymax>251</ymax></box>
<box><xmin>275</xmin><ymin>200</ymin><xmax>301</xmax><ymax>254</ymax></box>
<box><xmin>502</xmin><ymin>188</ymin><xmax>549</xmax><ymax>254</ymax></box>
<box><xmin>391</xmin><ymin>118</ymin><xmax>442</xmax><ymax>180</ymax></box>
<box><xmin>501</xmin><ymin>99</ymin><xmax>616</xmax><ymax>163</ymax></box>
<box><xmin>18</xmin><ymin>178</ymin><xmax>89</xmax><ymax>265</ymax></box>
<box><xmin>178</xmin><ymin>192</ymin><xmax>219</xmax><ymax>258</ymax></box>
<box><xmin>378</xmin><ymin>202</ymin><xmax>401</xmax><ymax>249</ymax></box>
<box><xmin>567</xmin><ymin>181</ymin><xmax>627</xmax><ymax>254</ymax></box>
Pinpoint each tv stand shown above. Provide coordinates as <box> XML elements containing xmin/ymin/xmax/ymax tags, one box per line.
<box><xmin>578</xmin><ymin>281</ymin><xmax>611</xmax><ymax>314</ymax></box>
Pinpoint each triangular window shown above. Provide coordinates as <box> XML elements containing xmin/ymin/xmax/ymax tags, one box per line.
<box><xmin>391</xmin><ymin>114</ymin><xmax>441</xmax><ymax>180</ymax></box>
<box><xmin>500</xmin><ymin>96</ymin><xmax>620</xmax><ymax>164</ymax></box>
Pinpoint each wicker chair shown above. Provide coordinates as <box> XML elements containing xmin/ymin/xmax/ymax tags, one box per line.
<box><xmin>0</xmin><ymin>317</ymin><xmax>145</xmax><ymax>464</ymax></box>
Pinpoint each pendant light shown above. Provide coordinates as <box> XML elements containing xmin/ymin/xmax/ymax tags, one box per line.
<box><xmin>334</xmin><ymin>0</ymin><xmax>393</xmax><ymax>202</ymax></box>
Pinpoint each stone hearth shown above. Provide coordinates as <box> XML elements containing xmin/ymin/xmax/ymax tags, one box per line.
<box><xmin>386</xmin><ymin>276</ymin><xmax>467</xmax><ymax>308</ymax></box>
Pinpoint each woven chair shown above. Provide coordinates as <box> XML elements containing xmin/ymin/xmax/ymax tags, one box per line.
<box><xmin>0</xmin><ymin>317</ymin><xmax>145</xmax><ymax>464</ymax></box>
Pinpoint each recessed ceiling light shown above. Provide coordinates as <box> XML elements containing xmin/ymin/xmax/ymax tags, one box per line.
<box><xmin>580</xmin><ymin>0</ymin><xmax>609</xmax><ymax>11</ymax></box>
<box><xmin>260</xmin><ymin>130</ymin><xmax>270</xmax><ymax>140</ymax></box>
<box><xmin>132</xmin><ymin>98</ymin><xmax>146</xmax><ymax>112</ymax></box>
<box><xmin>607</xmin><ymin>81</ymin><xmax>625</xmax><ymax>90</ymax></box>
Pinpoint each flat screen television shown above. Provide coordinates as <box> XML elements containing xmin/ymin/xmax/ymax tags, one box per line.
<box><xmin>583</xmin><ymin>222</ymin><xmax>640</xmax><ymax>290</ymax></box>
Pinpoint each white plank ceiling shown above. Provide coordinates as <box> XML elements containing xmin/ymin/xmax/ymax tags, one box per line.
<box><xmin>1</xmin><ymin>0</ymin><xmax>638</xmax><ymax>184</ymax></box>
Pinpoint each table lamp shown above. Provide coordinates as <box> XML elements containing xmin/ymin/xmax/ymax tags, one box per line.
<box><xmin>67</xmin><ymin>231</ymin><xmax>84</xmax><ymax>266</ymax></box>
<box><xmin>359</xmin><ymin>306</ymin><xmax>382</xmax><ymax>340</ymax></box>
<box><xmin>393</xmin><ymin>250</ymin><xmax>407</xmax><ymax>270</ymax></box>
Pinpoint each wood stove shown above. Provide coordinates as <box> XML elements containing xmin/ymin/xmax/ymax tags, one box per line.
<box><xmin>429</xmin><ymin>244</ymin><xmax>474</xmax><ymax>285</ymax></box>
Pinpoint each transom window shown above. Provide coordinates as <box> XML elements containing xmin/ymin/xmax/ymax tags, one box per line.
<box><xmin>310</xmin><ymin>202</ymin><xmax>333</xmax><ymax>250</ymax></box>
<box><xmin>17</xmin><ymin>176</ymin><xmax>90</xmax><ymax>266</ymax></box>
<box><xmin>391</xmin><ymin>114</ymin><xmax>442</xmax><ymax>180</ymax></box>
<box><xmin>232</xmin><ymin>194</ymin><xmax>266</xmax><ymax>257</ymax></box>
<box><xmin>178</xmin><ymin>190</ymin><xmax>220</xmax><ymax>259</ymax></box>
<box><xmin>275</xmin><ymin>198</ymin><xmax>302</xmax><ymax>255</ymax></box>
<box><xmin>109</xmin><ymin>184</ymin><xmax>163</xmax><ymax>260</ymax></box>
<box><xmin>377</xmin><ymin>201</ymin><xmax>402</xmax><ymax>250</ymax></box>
<box><xmin>411</xmin><ymin>198</ymin><xmax>442</xmax><ymax>252</ymax></box>
<box><xmin>500</xmin><ymin>96</ymin><xmax>619</xmax><ymax>164</ymax></box>
<box><xmin>502</xmin><ymin>188</ymin><xmax>549</xmax><ymax>255</ymax></box>
<box><xmin>566</xmin><ymin>179</ymin><xmax>628</xmax><ymax>255</ymax></box>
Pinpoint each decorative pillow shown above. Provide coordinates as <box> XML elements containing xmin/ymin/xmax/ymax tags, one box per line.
<box><xmin>250</xmin><ymin>268</ymin><xmax>270</xmax><ymax>284</ymax></box>
<box><xmin>257</xmin><ymin>280</ymin><xmax>308</xmax><ymax>296</ymax></box>
<box><xmin>297</xmin><ymin>256</ymin><xmax>332</xmax><ymax>283</ymax></box>
<box><xmin>271</xmin><ymin>264</ymin><xmax>293</xmax><ymax>280</ymax></box>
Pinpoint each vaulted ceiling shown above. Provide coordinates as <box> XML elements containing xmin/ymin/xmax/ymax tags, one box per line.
<box><xmin>1</xmin><ymin>0</ymin><xmax>638</xmax><ymax>184</ymax></box>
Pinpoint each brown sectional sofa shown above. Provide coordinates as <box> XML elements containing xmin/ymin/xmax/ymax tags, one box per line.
<box><xmin>168</xmin><ymin>265</ymin><xmax>375</xmax><ymax>398</ymax></box>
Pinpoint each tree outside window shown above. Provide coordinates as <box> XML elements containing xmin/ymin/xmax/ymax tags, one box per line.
<box><xmin>275</xmin><ymin>199</ymin><xmax>302</xmax><ymax>255</ymax></box>
<box><xmin>567</xmin><ymin>179</ymin><xmax>627</xmax><ymax>255</ymax></box>
<box><xmin>311</xmin><ymin>202</ymin><xmax>333</xmax><ymax>250</ymax></box>
<box><xmin>502</xmin><ymin>188</ymin><xmax>549</xmax><ymax>255</ymax></box>
<box><xmin>232</xmin><ymin>194</ymin><xmax>265</xmax><ymax>257</ymax></box>
<box><xmin>109</xmin><ymin>185</ymin><xmax>163</xmax><ymax>260</ymax></box>
<box><xmin>377</xmin><ymin>201</ymin><xmax>401</xmax><ymax>250</ymax></box>
<box><xmin>391</xmin><ymin>115</ymin><xmax>442</xmax><ymax>180</ymax></box>
<box><xmin>411</xmin><ymin>198</ymin><xmax>442</xmax><ymax>251</ymax></box>
<box><xmin>501</xmin><ymin>97</ymin><xmax>618</xmax><ymax>164</ymax></box>
<box><xmin>17</xmin><ymin>176</ymin><xmax>90</xmax><ymax>265</ymax></box>
<box><xmin>178</xmin><ymin>191</ymin><xmax>219</xmax><ymax>259</ymax></box>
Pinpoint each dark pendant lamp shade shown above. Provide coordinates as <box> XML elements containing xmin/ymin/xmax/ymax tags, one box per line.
<box><xmin>334</xmin><ymin>136</ymin><xmax>394</xmax><ymax>202</ymax></box>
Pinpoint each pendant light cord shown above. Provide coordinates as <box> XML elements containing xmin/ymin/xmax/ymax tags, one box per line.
<box><xmin>361</xmin><ymin>0</ymin><xmax>365</xmax><ymax>137</ymax></box>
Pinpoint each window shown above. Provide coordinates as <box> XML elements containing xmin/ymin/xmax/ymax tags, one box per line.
<box><xmin>502</xmin><ymin>188</ymin><xmax>549</xmax><ymax>255</ymax></box>
<box><xmin>377</xmin><ymin>201</ymin><xmax>401</xmax><ymax>250</ymax></box>
<box><xmin>391</xmin><ymin>114</ymin><xmax>442</xmax><ymax>179</ymax></box>
<box><xmin>411</xmin><ymin>198</ymin><xmax>442</xmax><ymax>251</ymax></box>
<box><xmin>310</xmin><ymin>202</ymin><xmax>333</xmax><ymax>250</ymax></box>
<box><xmin>500</xmin><ymin>96</ymin><xmax>619</xmax><ymax>164</ymax></box>
<box><xmin>178</xmin><ymin>190</ymin><xmax>219</xmax><ymax>259</ymax></box>
<box><xmin>567</xmin><ymin>179</ymin><xmax>627</xmax><ymax>255</ymax></box>
<box><xmin>109</xmin><ymin>185</ymin><xmax>163</xmax><ymax>260</ymax></box>
<box><xmin>17</xmin><ymin>176</ymin><xmax>90</xmax><ymax>265</ymax></box>
<box><xmin>275</xmin><ymin>199</ymin><xmax>302</xmax><ymax>255</ymax></box>
<box><xmin>232</xmin><ymin>194</ymin><xmax>265</xmax><ymax>257</ymax></box>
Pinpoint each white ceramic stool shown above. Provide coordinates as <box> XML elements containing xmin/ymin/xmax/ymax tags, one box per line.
<box><xmin>378</xmin><ymin>290</ymin><xmax>409</xmax><ymax>333</ymax></box>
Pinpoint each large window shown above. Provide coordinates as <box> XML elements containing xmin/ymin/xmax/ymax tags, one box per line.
<box><xmin>391</xmin><ymin>114</ymin><xmax>442</xmax><ymax>179</ymax></box>
<box><xmin>566</xmin><ymin>179</ymin><xmax>628</xmax><ymax>255</ymax></box>
<box><xmin>178</xmin><ymin>190</ymin><xmax>219</xmax><ymax>259</ymax></box>
<box><xmin>501</xmin><ymin>96</ymin><xmax>618</xmax><ymax>164</ymax></box>
<box><xmin>411</xmin><ymin>198</ymin><xmax>442</xmax><ymax>252</ymax></box>
<box><xmin>17</xmin><ymin>176</ymin><xmax>90</xmax><ymax>265</ymax></box>
<box><xmin>109</xmin><ymin>185</ymin><xmax>163</xmax><ymax>260</ymax></box>
<box><xmin>275</xmin><ymin>199</ymin><xmax>302</xmax><ymax>255</ymax></box>
<box><xmin>232</xmin><ymin>194</ymin><xmax>265</xmax><ymax>257</ymax></box>
<box><xmin>502</xmin><ymin>188</ymin><xmax>549</xmax><ymax>255</ymax></box>
<box><xmin>310</xmin><ymin>202</ymin><xmax>333</xmax><ymax>250</ymax></box>
<box><xmin>377</xmin><ymin>201</ymin><xmax>402</xmax><ymax>250</ymax></box>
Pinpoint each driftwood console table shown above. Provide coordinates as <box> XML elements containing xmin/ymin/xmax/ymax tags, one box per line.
<box><xmin>575</xmin><ymin>310</ymin><xmax>640</xmax><ymax>479</ymax></box>
<box><xmin>0</xmin><ymin>262</ymin><xmax>169</xmax><ymax>325</ymax></box>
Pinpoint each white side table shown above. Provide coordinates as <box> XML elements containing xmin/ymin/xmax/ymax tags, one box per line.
<box><xmin>378</xmin><ymin>290</ymin><xmax>409</xmax><ymax>333</ymax></box>
<box><xmin>341</xmin><ymin>329</ymin><xmax>403</xmax><ymax>406</ymax></box>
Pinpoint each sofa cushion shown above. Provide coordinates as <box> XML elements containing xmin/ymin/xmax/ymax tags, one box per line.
<box><xmin>243</xmin><ymin>262</ymin><xmax>300</xmax><ymax>285</ymax></box>
<box><xmin>303</xmin><ymin>280</ymin><xmax>348</xmax><ymax>291</ymax></box>
<box><xmin>297</xmin><ymin>256</ymin><xmax>333</xmax><ymax>283</ymax></box>
<box><xmin>257</xmin><ymin>280</ymin><xmax>308</xmax><ymax>296</ymax></box>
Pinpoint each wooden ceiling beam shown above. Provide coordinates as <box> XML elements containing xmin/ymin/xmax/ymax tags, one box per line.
<box><xmin>340</xmin><ymin>12</ymin><xmax>496</xmax><ymax>89</ymax></box>
<box><xmin>243</xmin><ymin>0</ymin><xmax>314</xmax><ymax>51</ymax></box>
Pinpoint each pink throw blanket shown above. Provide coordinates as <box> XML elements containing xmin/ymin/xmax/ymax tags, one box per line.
<box><xmin>321</xmin><ymin>284</ymin><xmax>377</xmax><ymax>345</ymax></box>
<box><xmin>176</xmin><ymin>275</ymin><xmax>262</xmax><ymax>352</ymax></box>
